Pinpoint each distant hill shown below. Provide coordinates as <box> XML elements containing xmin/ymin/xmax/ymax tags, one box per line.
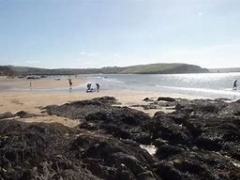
<box><xmin>121</xmin><ymin>63</ymin><xmax>209</xmax><ymax>74</ymax></box>
<box><xmin>0</xmin><ymin>63</ymin><xmax>209</xmax><ymax>76</ymax></box>
<box><xmin>0</xmin><ymin>66</ymin><xmax>15</xmax><ymax>76</ymax></box>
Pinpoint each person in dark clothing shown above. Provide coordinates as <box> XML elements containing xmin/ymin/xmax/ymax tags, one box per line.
<box><xmin>233</xmin><ymin>80</ymin><xmax>237</xmax><ymax>90</ymax></box>
<box><xmin>68</xmin><ymin>78</ymin><xmax>73</xmax><ymax>89</ymax></box>
<box><xmin>87</xmin><ymin>83</ymin><xmax>91</xmax><ymax>90</ymax></box>
<box><xmin>86</xmin><ymin>83</ymin><xmax>94</xmax><ymax>92</ymax></box>
<box><xmin>96</xmin><ymin>83</ymin><xmax>100</xmax><ymax>92</ymax></box>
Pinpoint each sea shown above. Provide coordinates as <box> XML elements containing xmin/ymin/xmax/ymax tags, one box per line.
<box><xmin>80</xmin><ymin>73</ymin><xmax>240</xmax><ymax>100</ymax></box>
<box><xmin>11</xmin><ymin>73</ymin><xmax>240</xmax><ymax>100</ymax></box>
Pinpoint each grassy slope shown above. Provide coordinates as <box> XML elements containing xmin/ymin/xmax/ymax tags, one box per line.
<box><xmin>1</xmin><ymin>63</ymin><xmax>208</xmax><ymax>75</ymax></box>
<box><xmin>120</xmin><ymin>63</ymin><xmax>190</xmax><ymax>74</ymax></box>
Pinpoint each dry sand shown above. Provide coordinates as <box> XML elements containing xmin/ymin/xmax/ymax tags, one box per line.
<box><xmin>0</xmin><ymin>76</ymin><xmax>85</xmax><ymax>89</ymax></box>
<box><xmin>0</xmin><ymin>76</ymin><xmax>198</xmax><ymax>127</ymax></box>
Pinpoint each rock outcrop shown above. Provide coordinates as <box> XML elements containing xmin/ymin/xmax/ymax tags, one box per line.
<box><xmin>1</xmin><ymin>96</ymin><xmax>240</xmax><ymax>179</ymax></box>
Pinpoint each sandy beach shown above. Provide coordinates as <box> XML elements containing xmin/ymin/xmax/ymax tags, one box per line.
<box><xmin>0</xmin><ymin>76</ymin><xmax>198</xmax><ymax>127</ymax></box>
<box><xmin>0</xmin><ymin>76</ymin><xmax>85</xmax><ymax>89</ymax></box>
<box><xmin>1</xmin><ymin>77</ymin><xmax>240</xmax><ymax>180</ymax></box>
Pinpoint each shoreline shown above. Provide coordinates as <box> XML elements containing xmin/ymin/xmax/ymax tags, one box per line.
<box><xmin>0</xmin><ymin>76</ymin><xmax>205</xmax><ymax>127</ymax></box>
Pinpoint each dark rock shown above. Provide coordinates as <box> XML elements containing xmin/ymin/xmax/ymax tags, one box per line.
<box><xmin>131</xmin><ymin>104</ymin><xmax>158</xmax><ymax>110</ymax></box>
<box><xmin>195</xmin><ymin>134</ymin><xmax>223</xmax><ymax>151</ymax></box>
<box><xmin>155</xmin><ymin>145</ymin><xmax>185</xmax><ymax>159</ymax></box>
<box><xmin>157</xmin><ymin>97</ymin><xmax>176</xmax><ymax>102</ymax></box>
<box><xmin>165</xmin><ymin>112</ymin><xmax>188</xmax><ymax>125</ymax></box>
<box><xmin>85</xmin><ymin>106</ymin><xmax>150</xmax><ymax>125</ymax></box>
<box><xmin>45</xmin><ymin>97</ymin><xmax>153</xmax><ymax>144</ymax></box>
<box><xmin>15</xmin><ymin>111</ymin><xmax>35</xmax><ymax>118</ymax></box>
<box><xmin>10</xmin><ymin>96</ymin><xmax>240</xmax><ymax>180</ymax></box>
<box><xmin>69</xmin><ymin>96</ymin><xmax>118</xmax><ymax>107</ymax></box>
<box><xmin>235</xmin><ymin>99</ymin><xmax>240</xmax><ymax>103</ymax></box>
<box><xmin>0</xmin><ymin>120</ymin><xmax>158</xmax><ymax>180</ymax></box>
<box><xmin>0</xmin><ymin>120</ymin><xmax>74</xmax><ymax>179</ymax></box>
<box><xmin>173</xmin><ymin>150</ymin><xmax>240</xmax><ymax>180</ymax></box>
<box><xmin>177</xmin><ymin>99</ymin><xmax>227</xmax><ymax>115</ymax></box>
<box><xmin>151</xmin><ymin>113</ymin><xmax>193</xmax><ymax>146</ymax></box>
<box><xmin>154</xmin><ymin>161</ymin><xmax>191</xmax><ymax>180</ymax></box>
<box><xmin>0</xmin><ymin>112</ymin><xmax>13</xmax><ymax>119</ymax></box>
<box><xmin>153</xmin><ymin>100</ymin><xmax>177</xmax><ymax>107</ymax></box>
<box><xmin>79</xmin><ymin>121</ymin><xmax>97</xmax><ymax>131</ymax></box>
<box><xmin>92</xmin><ymin>96</ymin><xmax>118</xmax><ymax>105</ymax></box>
<box><xmin>70</xmin><ymin>133</ymin><xmax>157</xmax><ymax>180</ymax></box>
<box><xmin>143</xmin><ymin>97</ymin><xmax>151</xmax><ymax>101</ymax></box>
<box><xmin>153</xmin><ymin>111</ymin><xmax>165</xmax><ymax>119</ymax></box>
<box><xmin>45</xmin><ymin>96</ymin><xmax>118</xmax><ymax>120</ymax></box>
<box><xmin>143</xmin><ymin>97</ymin><xmax>155</xmax><ymax>103</ymax></box>
<box><xmin>45</xmin><ymin>96</ymin><xmax>154</xmax><ymax>144</ymax></box>
<box><xmin>153</xmin><ymin>138</ymin><xmax>168</xmax><ymax>147</ymax></box>
<box><xmin>85</xmin><ymin>106</ymin><xmax>152</xmax><ymax>144</ymax></box>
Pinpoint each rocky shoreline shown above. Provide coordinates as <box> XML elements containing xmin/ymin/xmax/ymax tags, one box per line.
<box><xmin>1</xmin><ymin>96</ymin><xmax>240</xmax><ymax>179</ymax></box>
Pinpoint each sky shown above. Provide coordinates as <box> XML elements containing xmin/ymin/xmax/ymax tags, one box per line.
<box><xmin>0</xmin><ymin>0</ymin><xmax>240</xmax><ymax>69</ymax></box>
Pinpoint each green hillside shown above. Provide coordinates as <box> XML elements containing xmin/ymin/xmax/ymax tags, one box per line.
<box><xmin>121</xmin><ymin>63</ymin><xmax>183</xmax><ymax>74</ymax></box>
<box><xmin>0</xmin><ymin>63</ymin><xmax>209</xmax><ymax>76</ymax></box>
<box><xmin>120</xmin><ymin>63</ymin><xmax>208</xmax><ymax>74</ymax></box>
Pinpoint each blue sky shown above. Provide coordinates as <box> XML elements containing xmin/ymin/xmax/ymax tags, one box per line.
<box><xmin>0</xmin><ymin>0</ymin><xmax>240</xmax><ymax>69</ymax></box>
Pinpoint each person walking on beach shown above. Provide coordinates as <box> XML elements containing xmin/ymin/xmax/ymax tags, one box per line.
<box><xmin>96</xmin><ymin>83</ymin><xmax>100</xmax><ymax>92</ymax></box>
<box><xmin>68</xmin><ymin>78</ymin><xmax>73</xmax><ymax>89</ymax></box>
<box><xmin>233</xmin><ymin>79</ymin><xmax>238</xmax><ymax>90</ymax></box>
